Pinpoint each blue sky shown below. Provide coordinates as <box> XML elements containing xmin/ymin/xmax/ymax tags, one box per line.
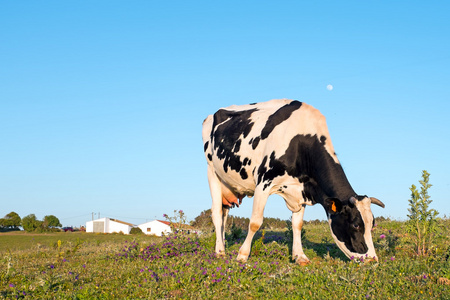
<box><xmin>1</xmin><ymin>1</ymin><xmax>449</xmax><ymax>227</ymax></box>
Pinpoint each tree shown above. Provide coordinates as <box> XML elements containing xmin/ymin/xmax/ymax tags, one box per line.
<box><xmin>406</xmin><ymin>170</ymin><xmax>440</xmax><ymax>256</ymax></box>
<box><xmin>0</xmin><ymin>212</ymin><xmax>21</xmax><ymax>229</ymax></box>
<box><xmin>43</xmin><ymin>215</ymin><xmax>62</xmax><ymax>228</ymax></box>
<box><xmin>191</xmin><ymin>209</ymin><xmax>213</xmax><ymax>230</ymax></box>
<box><xmin>21</xmin><ymin>214</ymin><xmax>43</xmax><ymax>232</ymax></box>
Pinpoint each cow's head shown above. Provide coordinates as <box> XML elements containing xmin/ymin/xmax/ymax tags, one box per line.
<box><xmin>324</xmin><ymin>196</ymin><xmax>385</xmax><ymax>261</ymax></box>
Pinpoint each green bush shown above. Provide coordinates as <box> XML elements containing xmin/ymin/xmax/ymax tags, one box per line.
<box><xmin>406</xmin><ymin>170</ymin><xmax>440</xmax><ymax>256</ymax></box>
<box><xmin>225</xmin><ymin>223</ymin><xmax>244</xmax><ymax>245</ymax></box>
<box><xmin>130</xmin><ymin>227</ymin><xmax>143</xmax><ymax>235</ymax></box>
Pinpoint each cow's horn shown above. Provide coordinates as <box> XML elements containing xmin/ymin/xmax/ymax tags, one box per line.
<box><xmin>349</xmin><ymin>196</ymin><xmax>357</xmax><ymax>205</ymax></box>
<box><xmin>370</xmin><ymin>197</ymin><xmax>385</xmax><ymax>208</ymax></box>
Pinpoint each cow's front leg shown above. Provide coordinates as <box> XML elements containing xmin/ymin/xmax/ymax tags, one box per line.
<box><xmin>237</xmin><ymin>188</ymin><xmax>269</xmax><ymax>262</ymax></box>
<box><xmin>292</xmin><ymin>205</ymin><xmax>310</xmax><ymax>265</ymax></box>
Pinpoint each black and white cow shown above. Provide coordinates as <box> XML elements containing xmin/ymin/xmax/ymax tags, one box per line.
<box><xmin>202</xmin><ymin>99</ymin><xmax>385</xmax><ymax>264</ymax></box>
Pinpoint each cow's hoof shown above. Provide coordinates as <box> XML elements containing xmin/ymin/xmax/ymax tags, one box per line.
<box><xmin>216</xmin><ymin>251</ymin><xmax>226</xmax><ymax>257</ymax></box>
<box><xmin>236</xmin><ymin>253</ymin><xmax>248</xmax><ymax>263</ymax></box>
<box><xmin>295</xmin><ymin>258</ymin><xmax>310</xmax><ymax>266</ymax></box>
<box><xmin>364</xmin><ymin>257</ymin><xmax>378</xmax><ymax>263</ymax></box>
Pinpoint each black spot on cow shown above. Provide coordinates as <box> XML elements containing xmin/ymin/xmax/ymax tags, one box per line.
<box><xmin>204</xmin><ymin>141</ymin><xmax>209</xmax><ymax>152</ymax></box>
<box><xmin>320</xmin><ymin>135</ymin><xmax>326</xmax><ymax>144</ymax></box>
<box><xmin>233</xmin><ymin>139</ymin><xmax>242</xmax><ymax>153</ymax></box>
<box><xmin>240</xmin><ymin>169</ymin><xmax>248</xmax><ymax>180</ymax></box>
<box><xmin>252</xmin><ymin>136</ymin><xmax>260</xmax><ymax>149</ymax></box>
<box><xmin>260</xmin><ymin>101</ymin><xmax>302</xmax><ymax>140</ymax></box>
<box><xmin>257</xmin><ymin>156</ymin><xmax>268</xmax><ymax>185</ymax></box>
<box><xmin>298</xmin><ymin>175</ymin><xmax>309</xmax><ymax>183</ymax></box>
<box><xmin>211</xmin><ymin>108</ymin><xmax>257</xmax><ymax>178</ymax></box>
<box><xmin>261</xmin><ymin>151</ymin><xmax>287</xmax><ymax>190</ymax></box>
<box><xmin>243</xmin><ymin>157</ymin><xmax>249</xmax><ymax>166</ymax></box>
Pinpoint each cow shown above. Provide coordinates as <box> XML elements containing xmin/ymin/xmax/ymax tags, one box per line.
<box><xmin>202</xmin><ymin>99</ymin><xmax>385</xmax><ymax>265</ymax></box>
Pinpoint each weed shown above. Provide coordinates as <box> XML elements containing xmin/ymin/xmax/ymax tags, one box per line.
<box><xmin>406</xmin><ymin>170</ymin><xmax>440</xmax><ymax>256</ymax></box>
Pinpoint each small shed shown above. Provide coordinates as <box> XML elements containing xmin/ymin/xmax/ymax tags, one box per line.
<box><xmin>137</xmin><ymin>220</ymin><xmax>172</xmax><ymax>236</ymax></box>
<box><xmin>86</xmin><ymin>217</ymin><xmax>134</xmax><ymax>234</ymax></box>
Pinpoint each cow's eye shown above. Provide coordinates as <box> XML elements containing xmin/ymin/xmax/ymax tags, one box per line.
<box><xmin>352</xmin><ymin>223</ymin><xmax>359</xmax><ymax>229</ymax></box>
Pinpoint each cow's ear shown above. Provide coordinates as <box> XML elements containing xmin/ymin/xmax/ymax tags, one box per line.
<box><xmin>324</xmin><ymin>198</ymin><xmax>343</xmax><ymax>215</ymax></box>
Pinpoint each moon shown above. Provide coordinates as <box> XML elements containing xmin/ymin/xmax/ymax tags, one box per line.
<box><xmin>326</xmin><ymin>84</ymin><xmax>333</xmax><ymax>91</ymax></box>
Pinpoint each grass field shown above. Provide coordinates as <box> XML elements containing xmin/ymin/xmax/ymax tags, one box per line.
<box><xmin>1</xmin><ymin>220</ymin><xmax>449</xmax><ymax>299</ymax></box>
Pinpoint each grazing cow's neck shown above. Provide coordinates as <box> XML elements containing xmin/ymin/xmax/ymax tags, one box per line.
<box><xmin>312</xmin><ymin>157</ymin><xmax>356</xmax><ymax>203</ymax></box>
<box><xmin>279</xmin><ymin>134</ymin><xmax>355</xmax><ymax>204</ymax></box>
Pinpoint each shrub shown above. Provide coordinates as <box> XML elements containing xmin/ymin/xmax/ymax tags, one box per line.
<box><xmin>225</xmin><ymin>223</ymin><xmax>244</xmax><ymax>245</ymax></box>
<box><xmin>164</xmin><ymin>210</ymin><xmax>187</xmax><ymax>233</ymax></box>
<box><xmin>130</xmin><ymin>227</ymin><xmax>143</xmax><ymax>235</ymax></box>
<box><xmin>406</xmin><ymin>170</ymin><xmax>440</xmax><ymax>256</ymax></box>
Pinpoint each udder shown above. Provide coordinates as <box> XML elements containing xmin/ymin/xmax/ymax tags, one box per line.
<box><xmin>221</xmin><ymin>186</ymin><xmax>244</xmax><ymax>208</ymax></box>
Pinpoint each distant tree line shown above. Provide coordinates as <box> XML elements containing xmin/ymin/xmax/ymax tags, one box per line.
<box><xmin>191</xmin><ymin>209</ymin><xmax>329</xmax><ymax>232</ymax></box>
<box><xmin>0</xmin><ymin>211</ymin><xmax>62</xmax><ymax>233</ymax></box>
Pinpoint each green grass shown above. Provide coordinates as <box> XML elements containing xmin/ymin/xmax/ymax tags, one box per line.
<box><xmin>1</xmin><ymin>220</ymin><xmax>449</xmax><ymax>299</ymax></box>
<box><xmin>0</xmin><ymin>232</ymin><xmax>150</xmax><ymax>252</ymax></box>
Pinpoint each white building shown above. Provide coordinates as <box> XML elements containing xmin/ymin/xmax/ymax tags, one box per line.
<box><xmin>137</xmin><ymin>220</ymin><xmax>172</xmax><ymax>236</ymax></box>
<box><xmin>86</xmin><ymin>217</ymin><xmax>134</xmax><ymax>234</ymax></box>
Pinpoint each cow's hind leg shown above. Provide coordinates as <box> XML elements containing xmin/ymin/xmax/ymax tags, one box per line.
<box><xmin>237</xmin><ymin>187</ymin><xmax>269</xmax><ymax>262</ymax></box>
<box><xmin>222</xmin><ymin>206</ymin><xmax>230</xmax><ymax>243</ymax></box>
<box><xmin>207</xmin><ymin>167</ymin><xmax>226</xmax><ymax>255</ymax></box>
<box><xmin>292</xmin><ymin>205</ymin><xmax>310</xmax><ymax>265</ymax></box>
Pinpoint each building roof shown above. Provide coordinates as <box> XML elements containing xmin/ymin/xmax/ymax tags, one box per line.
<box><xmin>157</xmin><ymin>220</ymin><xmax>171</xmax><ymax>226</ymax></box>
<box><xmin>109</xmin><ymin>218</ymin><xmax>135</xmax><ymax>227</ymax></box>
<box><xmin>141</xmin><ymin>220</ymin><xmax>193</xmax><ymax>230</ymax></box>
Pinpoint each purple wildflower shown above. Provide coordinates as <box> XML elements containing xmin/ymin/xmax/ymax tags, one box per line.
<box><xmin>380</xmin><ymin>234</ymin><xmax>386</xmax><ymax>239</ymax></box>
<box><xmin>9</xmin><ymin>283</ymin><xmax>15</xmax><ymax>288</ymax></box>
